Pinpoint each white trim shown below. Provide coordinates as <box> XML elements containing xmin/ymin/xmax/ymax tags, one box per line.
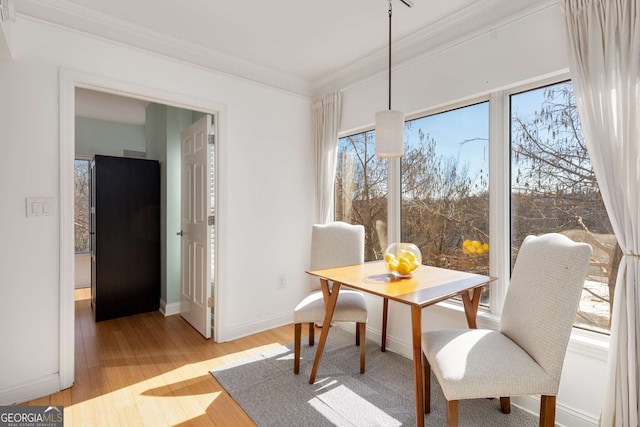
<box><xmin>18</xmin><ymin>0</ymin><xmax>311</xmax><ymax>96</ymax></box>
<box><xmin>489</xmin><ymin>90</ymin><xmax>510</xmax><ymax>315</ymax></box>
<box><xmin>221</xmin><ymin>313</ymin><xmax>292</xmax><ymax>342</ymax></box>
<box><xmin>316</xmin><ymin>1</ymin><xmax>557</xmax><ymax>96</ymax></box>
<box><xmin>159</xmin><ymin>299</ymin><xmax>181</xmax><ymax>317</ymax></box>
<box><xmin>512</xmin><ymin>395</ymin><xmax>600</xmax><ymax>427</ymax></box>
<box><xmin>59</xmin><ymin>69</ymin><xmax>75</xmax><ymax>390</ymax></box>
<box><xmin>567</xmin><ymin>328</ymin><xmax>609</xmax><ymax>361</ymax></box>
<box><xmin>59</xmin><ymin>68</ymin><xmax>229</xmax><ymax>389</ymax></box>
<box><xmin>0</xmin><ymin>374</ymin><xmax>60</xmax><ymax>406</ymax></box>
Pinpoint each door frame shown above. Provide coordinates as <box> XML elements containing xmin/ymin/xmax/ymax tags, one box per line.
<box><xmin>59</xmin><ymin>68</ymin><xmax>227</xmax><ymax>389</ymax></box>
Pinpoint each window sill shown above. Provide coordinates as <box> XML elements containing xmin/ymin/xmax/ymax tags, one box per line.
<box><xmin>433</xmin><ymin>300</ymin><xmax>609</xmax><ymax>361</ymax></box>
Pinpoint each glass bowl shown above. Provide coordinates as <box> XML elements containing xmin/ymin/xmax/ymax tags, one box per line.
<box><xmin>383</xmin><ymin>243</ymin><xmax>422</xmax><ymax>278</ymax></box>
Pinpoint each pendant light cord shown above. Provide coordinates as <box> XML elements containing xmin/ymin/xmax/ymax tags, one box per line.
<box><xmin>388</xmin><ymin>0</ymin><xmax>392</xmax><ymax>111</ymax></box>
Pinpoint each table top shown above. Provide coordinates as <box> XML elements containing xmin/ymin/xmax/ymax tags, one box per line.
<box><xmin>306</xmin><ymin>261</ymin><xmax>497</xmax><ymax>308</ymax></box>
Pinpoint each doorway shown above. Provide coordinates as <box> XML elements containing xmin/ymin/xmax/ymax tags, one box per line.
<box><xmin>60</xmin><ymin>69</ymin><xmax>225</xmax><ymax>389</ymax></box>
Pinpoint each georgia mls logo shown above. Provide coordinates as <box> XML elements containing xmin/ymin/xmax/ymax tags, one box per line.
<box><xmin>0</xmin><ymin>405</ymin><xmax>64</xmax><ymax>427</ymax></box>
<box><xmin>44</xmin><ymin>406</ymin><xmax>63</xmax><ymax>417</ymax></box>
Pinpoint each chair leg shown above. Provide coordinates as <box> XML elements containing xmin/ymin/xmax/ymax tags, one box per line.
<box><xmin>423</xmin><ymin>353</ymin><xmax>431</xmax><ymax>414</ymax></box>
<box><xmin>358</xmin><ymin>322</ymin><xmax>366</xmax><ymax>373</ymax></box>
<box><xmin>447</xmin><ymin>400</ymin><xmax>459</xmax><ymax>427</ymax></box>
<box><xmin>500</xmin><ymin>397</ymin><xmax>511</xmax><ymax>414</ymax></box>
<box><xmin>294</xmin><ymin>323</ymin><xmax>301</xmax><ymax>374</ymax></box>
<box><xmin>539</xmin><ymin>395</ymin><xmax>556</xmax><ymax>427</ymax></box>
<box><xmin>308</xmin><ymin>323</ymin><xmax>314</xmax><ymax>346</ymax></box>
<box><xmin>355</xmin><ymin>323</ymin><xmax>360</xmax><ymax>346</ymax></box>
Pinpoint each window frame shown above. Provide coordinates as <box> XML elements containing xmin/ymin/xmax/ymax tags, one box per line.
<box><xmin>74</xmin><ymin>155</ymin><xmax>93</xmax><ymax>255</ymax></box>
<box><xmin>336</xmin><ymin>72</ymin><xmax>613</xmax><ymax>343</ymax></box>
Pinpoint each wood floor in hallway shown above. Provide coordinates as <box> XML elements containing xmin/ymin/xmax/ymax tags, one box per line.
<box><xmin>24</xmin><ymin>288</ymin><xmax>296</xmax><ymax>426</ymax></box>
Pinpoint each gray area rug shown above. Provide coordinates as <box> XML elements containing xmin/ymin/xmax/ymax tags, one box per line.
<box><xmin>210</xmin><ymin>327</ymin><xmax>538</xmax><ymax>426</ymax></box>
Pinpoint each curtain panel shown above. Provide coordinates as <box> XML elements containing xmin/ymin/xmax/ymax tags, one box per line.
<box><xmin>313</xmin><ymin>91</ymin><xmax>342</xmax><ymax>224</ymax></box>
<box><xmin>560</xmin><ymin>0</ymin><xmax>640</xmax><ymax>425</ymax></box>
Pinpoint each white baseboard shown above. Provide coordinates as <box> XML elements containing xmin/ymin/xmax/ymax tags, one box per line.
<box><xmin>160</xmin><ymin>299</ymin><xmax>181</xmax><ymax>316</ymax></box>
<box><xmin>363</xmin><ymin>326</ymin><xmax>412</xmax><ymax>359</ymax></box>
<box><xmin>219</xmin><ymin>313</ymin><xmax>291</xmax><ymax>342</ymax></box>
<box><xmin>511</xmin><ymin>395</ymin><xmax>599</xmax><ymax>427</ymax></box>
<box><xmin>0</xmin><ymin>374</ymin><xmax>61</xmax><ymax>406</ymax></box>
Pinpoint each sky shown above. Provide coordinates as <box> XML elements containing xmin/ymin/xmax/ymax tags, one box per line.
<box><xmin>338</xmin><ymin>81</ymin><xmax>573</xmax><ymax>192</ymax></box>
<box><xmin>405</xmin><ymin>101</ymin><xmax>489</xmax><ymax>187</ymax></box>
<box><xmin>402</xmin><ymin>82</ymin><xmax>569</xmax><ymax>189</ymax></box>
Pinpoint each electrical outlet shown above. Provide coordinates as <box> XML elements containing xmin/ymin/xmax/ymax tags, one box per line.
<box><xmin>276</xmin><ymin>274</ymin><xmax>286</xmax><ymax>290</ymax></box>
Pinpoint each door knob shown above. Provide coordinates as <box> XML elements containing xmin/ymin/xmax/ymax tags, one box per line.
<box><xmin>176</xmin><ymin>231</ymin><xmax>184</xmax><ymax>236</ymax></box>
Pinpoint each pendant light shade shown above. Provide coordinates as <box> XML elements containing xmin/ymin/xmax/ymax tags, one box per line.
<box><xmin>375</xmin><ymin>0</ymin><xmax>409</xmax><ymax>158</ymax></box>
<box><xmin>375</xmin><ymin>109</ymin><xmax>404</xmax><ymax>157</ymax></box>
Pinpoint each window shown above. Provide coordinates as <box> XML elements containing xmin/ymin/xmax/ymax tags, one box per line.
<box><xmin>335</xmin><ymin>78</ymin><xmax>614</xmax><ymax>334</ymax></box>
<box><xmin>401</xmin><ymin>102</ymin><xmax>490</xmax><ymax>304</ymax></box>
<box><xmin>336</xmin><ymin>103</ymin><xmax>490</xmax><ymax>278</ymax></box>
<box><xmin>510</xmin><ymin>81</ymin><xmax>616</xmax><ymax>334</ymax></box>
<box><xmin>74</xmin><ymin>159</ymin><xmax>91</xmax><ymax>253</ymax></box>
<box><xmin>335</xmin><ymin>130</ymin><xmax>387</xmax><ymax>261</ymax></box>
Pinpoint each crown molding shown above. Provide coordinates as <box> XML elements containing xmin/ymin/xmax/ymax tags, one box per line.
<box><xmin>16</xmin><ymin>0</ymin><xmax>556</xmax><ymax>99</ymax></box>
<box><xmin>16</xmin><ymin>0</ymin><xmax>313</xmax><ymax>97</ymax></box>
<box><xmin>312</xmin><ymin>0</ymin><xmax>557</xmax><ymax>96</ymax></box>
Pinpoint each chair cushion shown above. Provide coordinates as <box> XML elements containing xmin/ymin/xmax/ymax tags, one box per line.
<box><xmin>422</xmin><ymin>329</ymin><xmax>558</xmax><ymax>401</ymax></box>
<box><xmin>293</xmin><ymin>289</ymin><xmax>367</xmax><ymax>323</ymax></box>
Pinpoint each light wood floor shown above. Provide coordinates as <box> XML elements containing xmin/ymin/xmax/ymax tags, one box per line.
<box><xmin>24</xmin><ymin>288</ymin><xmax>297</xmax><ymax>426</ymax></box>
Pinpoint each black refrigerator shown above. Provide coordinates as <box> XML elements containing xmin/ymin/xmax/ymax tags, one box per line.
<box><xmin>90</xmin><ymin>155</ymin><xmax>160</xmax><ymax>322</ymax></box>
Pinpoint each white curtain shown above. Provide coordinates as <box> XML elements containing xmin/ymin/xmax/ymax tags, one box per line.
<box><xmin>560</xmin><ymin>1</ymin><xmax>640</xmax><ymax>425</ymax></box>
<box><xmin>313</xmin><ymin>91</ymin><xmax>342</xmax><ymax>223</ymax></box>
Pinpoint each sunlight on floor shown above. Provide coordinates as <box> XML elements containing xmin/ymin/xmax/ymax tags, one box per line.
<box><xmin>309</xmin><ymin>384</ymin><xmax>401</xmax><ymax>426</ymax></box>
<box><xmin>74</xmin><ymin>287</ymin><xmax>91</xmax><ymax>301</ymax></box>
<box><xmin>207</xmin><ymin>342</ymin><xmax>289</xmax><ymax>370</ymax></box>
<box><xmin>67</xmin><ymin>286</ymin><xmax>295</xmax><ymax>425</ymax></box>
<box><xmin>65</xmin><ymin>364</ymin><xmax>223</xmax><ymax>426</ymax></box>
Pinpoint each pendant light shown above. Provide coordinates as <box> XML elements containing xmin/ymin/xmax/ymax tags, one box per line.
<box><xmin>375</xmin><ymin>0</ymin><xmax>411</xmax><ymax>158</ymax></box>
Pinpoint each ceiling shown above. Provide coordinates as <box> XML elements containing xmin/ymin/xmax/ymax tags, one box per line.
<box><xmin>16</xmin><ymin>0</ymin><xmax>552</xmax><ymax>97</ymax></box>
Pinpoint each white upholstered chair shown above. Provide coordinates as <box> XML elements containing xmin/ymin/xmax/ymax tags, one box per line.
<box><xmin>421</xmin><ymin>233</ymin><xmax>592</xmax><ymax>427</ymax></box>
<box><xmin>293</xmin><ymin>222</ymin><xmax>367</xmax><ymax>375</ymax></box>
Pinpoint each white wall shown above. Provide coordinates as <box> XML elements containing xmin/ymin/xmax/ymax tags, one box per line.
<box><xmin>338</xmin><ymin>4</ymin><xmax>607</xmax><ymax>427</ymax></box>
<box><xmin>0</xmin><ymin>17</ymin><xmax>314</xmax><ymax>404</ymax></box>
<box><xmin>144</xmin><ymin>103</ymin><xmax>195</xmax><ymax>308</ymax></box>
<box><xmin>0</xmin><ymin>18</ymin><xmax>13</xmax><ymax>59</ymax></box>
<box><xmin>74</xmin><ymin>254</ymin><xmax>90</xmax><ymax>288</ymax></box>
<box><xmin>75</xmin><ymin>117</ymin><xmax>146</xmax><ymax>157</ymax></box>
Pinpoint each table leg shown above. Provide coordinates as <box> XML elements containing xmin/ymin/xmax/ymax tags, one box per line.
<box><xmin>381</xmin><ymin>297</ymin><xmax>389</xmax><ymax>352</ymax></box>
<box><xmin>411</xmin><ymin>305</ymin><xmax>425</xmax><ymax>427</ymax></box>
<box><xmin>309</xmin><ymin>280</ymin><xmax>341</xmax><ymax>384</ymax></box>
<box><xmin>461</xmin><ymin>286</ymin><xmax>483</xmax><ymax>329</ymax></box>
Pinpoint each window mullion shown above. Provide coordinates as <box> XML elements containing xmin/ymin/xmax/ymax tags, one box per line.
<box><xmin>489</xmin><ymin>91</ymin><xmax>510</xmax><ymax>316</ymax></box>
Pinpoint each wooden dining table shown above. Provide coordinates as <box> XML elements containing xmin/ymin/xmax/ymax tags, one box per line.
<box><xmin>306</xmin><ymin>260</ymin><xmax>497</xmax><ymax>427</ymax></box>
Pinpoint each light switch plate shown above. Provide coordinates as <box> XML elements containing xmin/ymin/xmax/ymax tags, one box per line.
<box><xmin>26</xmin><ymin>197</ymin><xmax>55</xmax><ymax>217</ymax></box>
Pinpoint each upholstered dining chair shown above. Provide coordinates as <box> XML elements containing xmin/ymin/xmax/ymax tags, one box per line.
<box><xmin>293</xmin><ymin>221</ymin><xmax>367</xmax><ymax>375</ymax></box>
<box><xmin>421</xmin><ymin>233</ymin><xmax>592</xmax><ymax>427</ymax></box>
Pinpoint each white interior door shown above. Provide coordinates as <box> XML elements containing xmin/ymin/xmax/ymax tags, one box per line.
<box><xmin>180</xmin><ymin>115</ymin><xmax>212</xmax><ymax>338</ymax></box>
